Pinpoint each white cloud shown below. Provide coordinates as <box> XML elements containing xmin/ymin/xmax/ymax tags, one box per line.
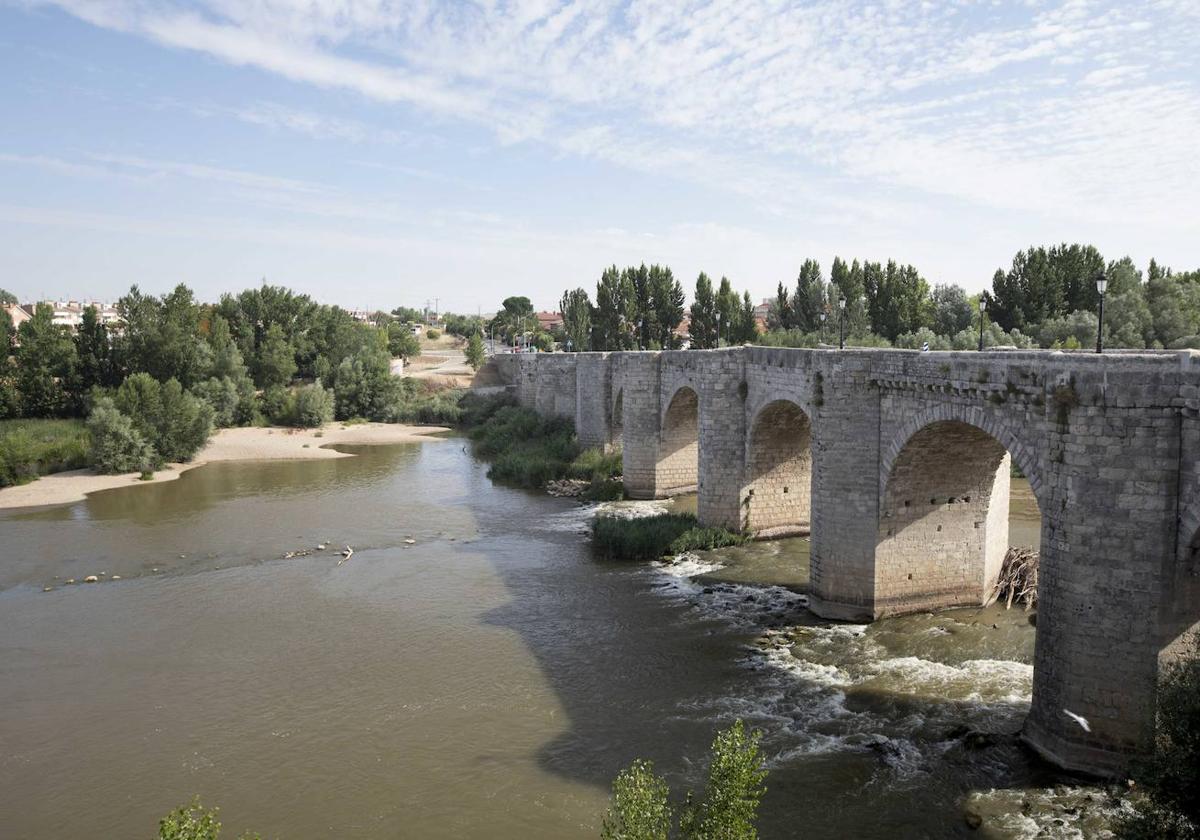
<box><xmin>31</xmin><ymin>0</ymin><xmax>1200</xmax><ymax>232</ymax></box>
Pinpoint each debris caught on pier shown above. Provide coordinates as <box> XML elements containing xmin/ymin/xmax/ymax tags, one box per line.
<box><xmin>986</xmin><ymin>547</ymin><xmax>1038</xmax><ymax>610</ymax></box>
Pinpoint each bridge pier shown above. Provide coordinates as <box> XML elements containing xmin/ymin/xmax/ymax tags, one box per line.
<box><xmin>501</xmin><ymin>346</ymin><xmax>1200</xmax><ymax>775</ymax></box>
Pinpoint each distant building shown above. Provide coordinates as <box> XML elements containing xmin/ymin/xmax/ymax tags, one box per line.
<box><xmin>536</xmin><ymin>311</ymin><xmax>563</xmax><ymax>332</ymax></box>
<box><xmin>4</xmin><ymin>300</ymin><xmax>121</xmax><ymax>331</ymax></box>
<box><xmin>2</xmin><ymin>303</ymin><xmax>32</xmax><ymax>330</ymax></box>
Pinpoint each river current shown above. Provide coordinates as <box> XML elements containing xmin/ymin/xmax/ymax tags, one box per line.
<box><xmin>0</xmin><ymin>439</ymin><xmax>1117</xmax><ymax>838</ymax></box>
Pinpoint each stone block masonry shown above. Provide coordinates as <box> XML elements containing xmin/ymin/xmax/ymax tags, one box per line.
<box><xmin>492</xmin><ymin>346</ymin><xmax>1200</xmax><ymax>777</ymax></box>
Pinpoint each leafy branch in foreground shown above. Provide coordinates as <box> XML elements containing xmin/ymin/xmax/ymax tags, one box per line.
<box><xmin>157</xmin><ymin>797</ymin><xmax>260</xmax><ymax>840</ymax></box>
<box><xmin>601</xmin><ymin>720</ymin><xmax>768</xmax><ymax>840</ymax></box>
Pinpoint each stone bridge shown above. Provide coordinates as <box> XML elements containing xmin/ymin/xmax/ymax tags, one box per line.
<box><xmin>492</xmin><ymin>347</ymin><xmax>1200</xmax><ymax>776</ymax></box>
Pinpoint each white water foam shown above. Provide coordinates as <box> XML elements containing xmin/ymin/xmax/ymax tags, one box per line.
<box><xmin>645</xmin><ymin>549</ymin><xmax>1036</xmax><ymax>787</ymax></box>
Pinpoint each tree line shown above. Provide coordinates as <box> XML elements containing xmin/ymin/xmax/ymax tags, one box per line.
<box><xmin>522</xmin><ymin>245</ymin><xmax>1199</xmax><ymax>353</ymax></box>
<box><xmin>548</xmin><ymin>264</ymin><xmax>759</xmax><ymax>352</ymax></box>
<box><xmin>0</xmin><ymin>283</ymin><xmax>459</xmax><ymax>474</ymax></box>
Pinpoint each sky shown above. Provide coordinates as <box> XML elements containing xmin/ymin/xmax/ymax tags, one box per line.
<box><xmin>1</xmin><ymin>0</ymin><xmax>1198</xmax><ymax>314</ymax></box>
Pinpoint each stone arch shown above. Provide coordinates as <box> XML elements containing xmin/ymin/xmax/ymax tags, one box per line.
<box><xmin>744</xmin><ymin>399</ymin><xmax>813</xmax><ymax>536</ymax></box>
<box><xmin>880</xmin><ymin>405</ymin><xmax>1045</xmax><ymax>511</ymax></box>
<box><xmin>875</xmin><ymin>416</ymin><xmax>1043</xmax><ymax>616</ymax></box>
<box><xmin>657</xmin><ymin>385</ymin><xmax>699</xmax><ymax>495</ymax></box>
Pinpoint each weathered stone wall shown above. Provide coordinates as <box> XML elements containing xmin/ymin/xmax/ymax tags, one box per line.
<box><xmin>745</xmin><ymin>400</ymin><xmax>812</xmax><ymax>535</ymax></box>
<box><xmin>495</xmin><ymin>346</ymin><xmax>1200</xmax><ymax>775</ymax></box>
<box><xmin>658</xmin><ymin>386</ymin><xmax>699</xmax><ymax>494</ymax></box>
<box><xmin>875</xmin><ymin>421</ymin><xmax>1010</xmax><ymax>614</ymax></box>
<box><xmin>574</xmin><ymin>353</ymin><xmax>611</xmax><ymax>450</ymax></box>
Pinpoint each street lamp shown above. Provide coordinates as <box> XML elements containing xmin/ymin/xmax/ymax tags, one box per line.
<box><xmin>716</xmin><ymin>312</ymin><xmax>723</xmax><ymax>348</ymax></box>
<box><xmin>978</xmin><ymin>297</ymin><xmax>987</xmax><ymax>352</ymax></box>
<box><xmin>1095</xmin><ymin>271</ymin><xmax>1108</xmax><ymax>353</ymax></box>
<box><xmin>837</xmin><ymin>296</ymin><xmax>846</xmax><ymax>350</ymax></box>
<box><xmin>820</xmin><ymin>311</ymin><xmax>827</xmax><ymax>344</ymax></box>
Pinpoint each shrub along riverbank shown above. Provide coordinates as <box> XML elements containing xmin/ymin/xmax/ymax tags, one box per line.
<box><xmin>460</xmin><ymin>392</ymin><xmax>623</xmax><ymax>500</ymax></box>
<box><xmin>592</xmin><ymin>513</ymin><xmax>747</xmax><ymax>560</ymax></box>
<box><xmin>0</xmin><ymin>418</ymin><xmax>91</xmax><ymax>487</ymax></box>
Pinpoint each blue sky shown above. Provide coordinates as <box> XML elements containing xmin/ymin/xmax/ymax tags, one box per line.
<box><xmin>2</xmin><ymin>0</ymin><xmax>1198</xmax><ymax>313</ymax></box>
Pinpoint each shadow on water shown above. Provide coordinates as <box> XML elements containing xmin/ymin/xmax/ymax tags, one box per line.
<box><xmin>470</xmin><ymin>491</ymin><xmax>1108</xmax><ymax>839</ymax></box>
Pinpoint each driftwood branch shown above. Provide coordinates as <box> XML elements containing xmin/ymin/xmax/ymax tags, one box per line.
<box><xmin>986</xmin><ymin>547</ymin><xmax>1038</xmax><ymax>610</ymax></box>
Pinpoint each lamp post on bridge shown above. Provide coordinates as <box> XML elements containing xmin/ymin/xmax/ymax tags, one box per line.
<box><xmin>820</xmin><ymin>311</ymin><xmax>827</xmax><ymax>345</ymax></box>
<box><xmin>716</xmin><ymin>312</ymin><xmax>723</xmax><ymax>349</ymax></box>
<box><xmin>978</xmin><ymin>297</ymin><xmax>986</xmax><ymax>352</ymax></box>
<box><xmin>837</xmin><ymin>296</ymin><xmax>846</xmax><ymax>350</ymax></box>
<box><xmin>1095</xmin><ymin>271</ymin><xmax>1108</xmax><ymax>354</ymax></box>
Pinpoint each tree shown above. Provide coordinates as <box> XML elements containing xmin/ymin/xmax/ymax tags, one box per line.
<box><xmin>0</xmin><ymin>288</ymin><xmax>16</xmax><ymax>305</ymax></box>
<box><xmin>115</xmin><ymin>283</ymin><xmax>211</xmax><ymax>388</ymax></box>
<box><xmin>830</xmin><ymin>258</ymin><xmax>868</xmax><ymax>334</ymax></box>
<box><xmin>601</xmin><ymin>760</ymin><xmax>672</xmax><ymax>840</ymax></box>
<box><xmin>986</xmin><ymin>244</ymin><xmax>1105</xmax><ymax>332</ymax></box>
<box><xmin>689</xmin><ymin>273</ymin><xmax>719</xmax><ymax>349</ymax></box>
<box><xmin>715</xmin><ymin>277</ymin><xmax>740</xmax><ymax>347</ymax></box>
<box><xmin>735</xmin><ymin>291</ymin><xmax>759</xmax><ymax>344</ymax></box>
<box><xmin>931</xmin><ymin>284</ymin><xmax>974</xmax><ymax>336</ymax></box>
<box><xmin>600</xmin><ymin>720</ymin><xmax>768</xmax><ymax>840</ymax></box>
<box><xmin>595</xmin><ymin>266</ymin><xmax>635</xmax><ymax>351</ymax></box>
<box><xmin>770</xmin><ymin>282</ymin><xmax>792</xmax><ymax>331</ymax></box>
<box><xmin>793</xmin><ymin>259</ymin><xmax>823</xmax><ymax>332</ymax></box>
<box><xmin>386</xmin><ymin>321</ymin><xmax>421</xmax><ymax>361</ymax></box>
<box><xmin>113</xmin><ymin>373</ymin><xmax>213</xmax><ymax>464</ymax></box>
<box><xmin>650</xmin><ymin>266</ymin><xmax>685</xmax><ymax>349</ymax></box>
<box><xmin>15</xmin><ymin>303</ymin><xmax>78</xmax><ymax>417</ymax></box>
<box><xmin>157</xmin><ymin>796</ymin><xmax>261</xmax><ymax>840</ymax></box>
<box><xmin>254</xmin><ymin>323</ymin><xmax>297</xmax><ymax>388</ymax></box>
<box><xmin>0</xmin><ymin>306</ymin><xmax>14</xmax><ymax>357</ymax></box>
<box><xmin>87</xmin><ymin>397</ymin><xmax>155</xmax><ymax>474</ymax></box>
<box><xmin>496</xmin><ymin>295</ymin><xmax>535</xmax><ymax>346</ymax></box>
<box><xmin>560</xmin><ymin>287</ymin><xmax>593</xmax><ymax>351</ymax></box>
<box><xmin>1147</xmin><ymin>260</ymin><xmax>1200</xmax><ymax>347</ymax></box>
<box><xmin>629</xmin><ymin>264</ymin><xmax>655</xmax><ymax>349</ymax></box>
<box><xmin>75</xmin><ymin>305</ymin><xmax>114</xmax><ymax>392</ymax></box>
<box><xmin>465</xmin><ymin>333</ymin><xmax>486</xmax><ymax>369</ymax></box>
<box><xmin>207</xmin><ymin>316</ymin><xmax>248</xmax><ymax>381</ymax></box>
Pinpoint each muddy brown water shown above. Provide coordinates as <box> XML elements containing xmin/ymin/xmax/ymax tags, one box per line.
<box><xmin>0</xmin><ymin>440</ymin><xmax>1114</xmax><ymax>838</ymax></box>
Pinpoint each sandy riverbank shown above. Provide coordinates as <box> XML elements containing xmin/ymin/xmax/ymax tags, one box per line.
<box><xmin>0</xmin><ymin>422</ymin><xmax>449</xmax><ymax>511</ymax></box>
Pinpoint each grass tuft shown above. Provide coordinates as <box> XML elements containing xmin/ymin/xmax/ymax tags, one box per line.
<box><xmin>591</xmin><ymin>513</ymin><xmax>746</xmax><ymax>560</ymax></box>
<box><xmin>0</xmin><ymin>418</ymin><xmax>91</xmax><ymax>487</ymax></box>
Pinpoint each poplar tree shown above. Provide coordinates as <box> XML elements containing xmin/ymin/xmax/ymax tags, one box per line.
<box><xmin>689</xmin><ymin>273</ymin><xmax>719</xmax><ymax>349</ymax></box>
<box><xmin>793</xmin><ymin>259</ymin><xmax>823</xmax><ymax>332</ymax></box>
<box><xmin>650</xmin><ymin>265</ymin><xmax>685</xmax><ymax>349</ymax></box>
<box><xmin>559</xmin><ymin>287</ymin><xmax>593</xmax><ymax>351</ymax></box>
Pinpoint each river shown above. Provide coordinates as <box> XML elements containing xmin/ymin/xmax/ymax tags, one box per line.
<box><xmin>0</xmin><ymin>439</ymin><xmax>1115</xmax><ymax>838</ymax></box>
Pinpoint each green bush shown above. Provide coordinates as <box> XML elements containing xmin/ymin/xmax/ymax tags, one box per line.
<box><xmin>0</xmin><ymin>418</ymin><xmax>91</xmax><ymax>486</ymax></box>
<box><xmin>425</xmin><ymin>328</ymin><xmax>441</xmax><ymax>340</ymax></box>
<box><xmin>158</xmin><ymin>796</ymin><xmax>260</xmax><ymax>840</ymax></box>
<box><xmin>601</xmin><ymin>720</ymin><xmax>768</xmax><ymax>840</ymax></box>
<box><xmin>569</xmin><ymin>447</ymin><xmax>623</xmax><ymax>481</ymax></box>
<box><xmin>1114</xmin><ymin>635</ymin><xmax>1200</xmax><ymax>838</ymax></box>
<box><xmin>87</xmin><ymin>398</ymin><xmax>155</xmax><ymax>474</ymax></box>
<box><xmin>289</xmin><ymin>383</ymin><xmax>335</xmax><ymax>427</ymax></box>
<box><xmin>193</xmin><ymin>375</ymin><xmax>257</xmax><ymax>428</ymax></box>
<box><xmin>466</xmin><ymin>404</ymin><xmax>579</xmax><ymax>488</ymax></box>
<box><xmin>591</xmin><ymin>513</ymin><xmax>746</xmax><ymax>560</ymax></box>
<box><xmin>381</xmin><ymin>379</ymin><xmax>465</xmax><ymax>424</ymax></box>
<box><xmin>113</xmin><ymin>373</ymin><xmax>213</xmax><ymax>464</ymax></box>
<box><xmin>259</xmin><ymin>384</ymin><xmax>290</xmax><ymax>425</ymax></box>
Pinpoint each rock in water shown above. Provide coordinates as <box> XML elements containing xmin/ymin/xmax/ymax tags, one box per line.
<box><xmin>83</xmin><ymin>575</ymin><xmax>99</xmax><ymax>583</ymax></box>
